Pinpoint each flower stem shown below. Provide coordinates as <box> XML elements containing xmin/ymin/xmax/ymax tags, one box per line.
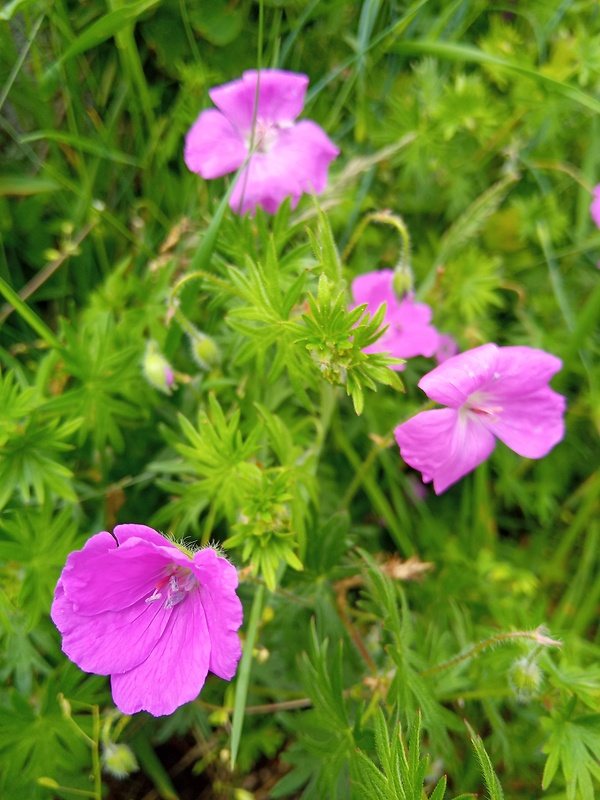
<box><xmin>91</xmin><ymin>704</ymin><xmax>102</xmax><ymax>800</ymax></box>
<box><xmin>341</xmin><ymin>210</ymin><xmax>412</xmax><ymax>272</ymax></box>
<box><xmin>0</xmin><ymin>274</ymin><xmax>62</xmax><ymax>351</ymax></box>
<box><xmin>230</xmin><ymin>584</ymin><xmax>265</xmax><ymax>769</ymax></box>
<box><xmin>331</xmin><ymin>406</ymin><xmax>413</xmax><ymax>555</ymax></box>
<box><xmin>420</xmin><ymin>628</ymin><xmax>562</xmax><ymax>678</ymax></box>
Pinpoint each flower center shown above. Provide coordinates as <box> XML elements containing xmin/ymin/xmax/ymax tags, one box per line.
<box><xmin>246</xmin><ymin>118</ymin><xmax>280</xmax><ymax>154</ymax></box>
<box><xmin>145</xmin><ymin>565</ymin><xmax>198</xmax><ymax>610</ymax></box>
<box><xmin>464</xmin><ymin>391</ymin><xmax>502</xmax><ymax>422</ymax></box>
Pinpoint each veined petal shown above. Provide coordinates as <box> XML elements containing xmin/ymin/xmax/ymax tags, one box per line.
<box><xmin>418</xmin><ymin>343</ymin><xmax>499</xmax><ymax>407</ymax></box>
<box><xmin>395</xmin><ymin>407</ymin><xmax>496</xmax><ymax>494</ymax></box>
<box><xmin>210</xmin><ymin>70</ymin><xmax>308</xmax><ymax>131</ymax></box>
<box><xmin>111</xmin><ymin>593</ymin><xmax>210</xmax><ymax>717</ymax></box>
<box><xmin>481</xmin><ymin>387</ymin><xmax>566</xmax><ymax>458</ymax></box>
<box><xmin>62</xmin><ymin>535</ymin><xmax>188</xmax><ymax>615</ymax></box>
<box><xmin>478</xmin><ymin>346</ymin><xmax>563</xmax><ymax>400</ymax></box>
<box><xmin>184</xmin><ymin>109</ymin><xmax>247</xmax><ymax>178</ymax></box>
<box><xmin>51</xmin><ymin>582</ymin><xmax>172</xmax><ymax>675</ymax></box>
<box><xmin>192</xmin><ymin>548</ymin><xmax>242</xmax><ymax>680</ymax></box>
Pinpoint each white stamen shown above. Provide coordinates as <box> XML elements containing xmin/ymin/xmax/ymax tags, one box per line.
<box><xmin>164</xmin><ymin>590</ymin><xmax>186</xmax><ymax>609</ymax></box>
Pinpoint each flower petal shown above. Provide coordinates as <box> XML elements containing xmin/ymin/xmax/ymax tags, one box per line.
<box><xmin>62</xmin><ymin>533</ymin><xmax>187</xmax><ymax>615</ymax></box>
<box><xmin>51</xmin><ymin>581</ymin><xmax>172</xmax><ymax>675</ymax></box>
<box><xmin>352</xmin><ymin>269</ymin><xmax>397</xmax><ymax>310</ymax></box>
<box><xmin>435</xmin><ymin>334</ymin><xmax>459</xmax><ymax>364</ymax></box>
<box><xmin>386</xmin><ymin>295</ymin><xmax>439</xmax><ymax>359</ymax></box>
<box><xmin>229</xmin><ymin>121</ymin><xmax>338</xmax><ymax>215</ymax></box>
<box><xmin>418</xmin><ymin>343</ymin><xmax>499</xmax><ymax>407</ymax></box>
<box><xmin>479</xmin><ymin>346</ymin><xmax>563</xmax><ymax>399</ymax></box>
<box><xmin>395</xmin><ymin>408</ymin><xmax>496</xmax><ymax>494</ymax></box>
<box><xmin>591</xmin><ymin>185</ymin><xmax>600</xmax><ymax>229</ymax></box>
<box><xmin>481</xmin><ymin>387</ymin><xmax>566</xmax><ymax>458</ymax></box>
<box><xmin>112</xmin><ymin>524</ymin><xmax>174</xmax><ymax>549</ymax></box>
<box><xmin>210</xmin><ymin>70</ymin><xmax>308</xmax><ymax>132</ymax></box>
<box><xmin>110</xmin><ymin>594</ymin><xmax>210</xmax><ymax>717</ymax></box>
<box><xmin>192</xmin><ymin>548</ymin><xmax>242</xmax><ymax>680</ymax></box>
<box><xmin>184</xmin><ymin>109</ymin><xmax>247</xmax><ymax>179</ymax></box>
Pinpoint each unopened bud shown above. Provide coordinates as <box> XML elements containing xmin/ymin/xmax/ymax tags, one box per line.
<box><xmin>208</xmin><ymin>708</ymin><xmax>230</xmax><ymax>726</ymax></box>
<box><xmin>143</xmin><ymin>341</ymin><xmax>175</xmax><ymax>394</ymax></box>
<box><xmin>509</xmin><ymin>656</ymin><xmax>543</xmax><ymax>701</ymax></box>
<box><xmin>37</xmin><ymin>777</ymin><xmax>60</xmax><ymax>788</ymax></box>
<box><xmin>392</xmin><ymin>262</ymin><xmax>414</xmax><ymax>299</ymax></box>
<box><xmin>101</xmin><ymin>742</ymin><xmax>139</xmax><ymax>780</ymax></box>
<box><xmin>189</xmin><ymin>331</ymin><xmax>221</xmax><ymax>371</ymax></box>
<box><xmin>58</xmin><ymin>693</ymin><xmax>71</xmax><ymax>717</ymax></box>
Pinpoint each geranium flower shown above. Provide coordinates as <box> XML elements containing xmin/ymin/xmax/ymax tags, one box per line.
<box><xmin>51</xmin><ymin>525</ymin><xmax>243</xmax><ymax>717</ymax></box>
<box><xmin>351</xmin><ymin>269</ymin><xmax>440</xmax><ymax>370</ymax></box>
<box><xmin>434</xmin><ymin>333</ymin><xmax>459</xmax><ymax>364</ymax></box>
<box><xmin>394</xmin><ymin>344</ymin><xmax>566</xmax><ymax>494</ymax></box>
<box><xmin>591</xmin><ymin>185</ymin><xmax>600</xmax><ymax>229</ymax></box>
<box><xmin>184</xmin><ymin>69</ymin><xmax>339</xmax><ymax>215</ymax></box>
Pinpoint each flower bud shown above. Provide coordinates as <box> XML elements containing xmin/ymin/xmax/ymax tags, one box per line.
<box><xmin>234</xmin><ymin>790</ymin><xmax>256</xmax><ymax>800</ymax></box>
<box><xmin>392</xmin><ymin>262</ymin><xmax>414</xmax><ymax>299</ymax></box>
<box><xmin>143</xmin><ymin>341</ymin><xmax>175</xmax><ymax>394</ymax></box>
<box><xmin>189</xmin><ymin>330</ymin><xmax>221</xmax><ymax>371</ymax></box>
<box><xmin>37</xmin><ymin>777</ymin><xmax>60</xmax><ymax>788</ymax></box>
<box><xmin>509</xmin><ymin>656</ymin><xmax>543</xmax><ymax>701</ymax></box>
<box><xmin>101</xmin><ymin>742</ymin><xmax>139</xmax><ymax>780</ymax></box>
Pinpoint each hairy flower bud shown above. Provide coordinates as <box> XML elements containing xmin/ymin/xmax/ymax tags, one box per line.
<box><xmin>143</xmin><ymin>341</ymin><xmax>175</xmax><ymax>394</ymax></box>
<box><xmin>189</xmin><ymin>330</ymin><xmax>221</xmax><ymax>371</ymax></box>
<box><xmin>101</xmin><ymin>743</ymin><xmax>139</xmax><ymax>780</ymax></box>
<box><xmin>392</xmin><ymin>262</ymin><xmax>414</xmax><ymax>299</ymax></box>
<box><xmin>509</xmin><ymin>656</ymin><xmax>543</xmax><ymax>702</ymax></box>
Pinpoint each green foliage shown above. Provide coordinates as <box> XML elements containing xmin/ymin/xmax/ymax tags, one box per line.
<box><xmin>542</xmin><ymin>705</ymin><xmax>600</xmax><ymax>800</ymax></box>
<box><xmin>0</xmin><ymin>387</ymin><xmax>80</xmax><ymax>511</ymax></box>
<box><xmin>351</xmin><ymin>709</ymin><xmax>449</xmax><ymax>800</ymax></box>
<box><xmin>152</xmin><ymin>394</ymin><xmax>263</xmax><ymax>531</ymax></box>
<box><xmin>1</xmin><ymin>0</ymin><xmax>599</xmax><ymax>798</ymax></box>
<box><xmin>0</xmin><ymin>505</ymin><xmax>82</xmax><ymax>628</ymax></box>
<box><xmin>300</xmin><ymin>273</ymin><xmax>403</xmax><ymax>414</ymax></box>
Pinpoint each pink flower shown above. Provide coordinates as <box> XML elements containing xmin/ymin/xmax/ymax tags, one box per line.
<box><xmin>591</xmin><ymin>185</ymin><xmax>600</xmax><ymax>229</ymax></box>
<box><xmin>435</xmin><ymin>333</ymin><xmax>459</xmax><ymax>364</ymax></box>
<box><xmin>51</xmin><ymin>525</ymin><xmax>243</xmax><ymax>717</ymax></box>
<box><xmin>184</xmin><ymin>69</ymin><xmax>339</xmax><ymax>216</ymax></box>
<box><xmin>351</xmin><ymin>269</ymin><xmax>440</xmax><ymax>370</ymax></box>
<box><xmin>394</xmin><ymin>344</ymin><xmax>566</xmax><ymax>494</ymax></box>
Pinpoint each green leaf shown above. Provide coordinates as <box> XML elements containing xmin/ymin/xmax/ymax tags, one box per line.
<box><xmin>465</xmin><ymin>722</ymin><xmax>504</xmax><ymax>800</ymax></box>
<box><xmin>0</xmin><ymin>505</ymin><xmax>83</xmax><ymax>627</ymax></box>
<box><xmin>41</xmin><ymin>0</ymin><xmax>161</xmax><ymax>85</ymax></box>
<box><xmin>541</xmin><ymin>709</ymin><xmax>600</xmax><ymax>799</ymax></box>
<box><xmin>21</xmin><ymin>131</ymin><xmax>141</xmax><ymax>166</ymax></box>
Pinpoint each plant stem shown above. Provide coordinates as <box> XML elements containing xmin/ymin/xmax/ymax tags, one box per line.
<box><xmin>0</xmin><ymin>275</ymin><xmax>62</xmax><ymax>350</ymax></box>
<box><xmin>420</xmin><ymin>628</ymin><xmax>562</xmax><ymax>678</ymax></box>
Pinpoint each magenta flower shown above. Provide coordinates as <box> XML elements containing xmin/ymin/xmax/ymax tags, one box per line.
<box><xmin>435</xmin><ymin>333</ymin><xmax>459</xmax><ymax>364</ymax></box>
<box><xmin>351</xmin><ymin>269</ymin><xmax>440</xmax><ymax>370</ymax></box>
<box><xmin>51</xmin><ymin>525</ymin><xmax>243</xmax><ymax>717</ymax></box>
<box><xmin>184</xmin><ymin>69</ymin><xmax>339</xmax><ymax>216</ymax></box>
<box><xmin>395</xmin><ymin>344</ymin><xmax>566</xmax><ymax>494</ymax></box>
<box><xmin>591</xmin><ymin>185</ymin><xmax>600</xmax><ymax>229</ymax></box>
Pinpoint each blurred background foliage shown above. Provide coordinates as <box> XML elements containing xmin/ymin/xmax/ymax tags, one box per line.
<box><xmin>1</xmin><ymin>0</ymin><xmax>599</xmax><ymax>798</ymax></box>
